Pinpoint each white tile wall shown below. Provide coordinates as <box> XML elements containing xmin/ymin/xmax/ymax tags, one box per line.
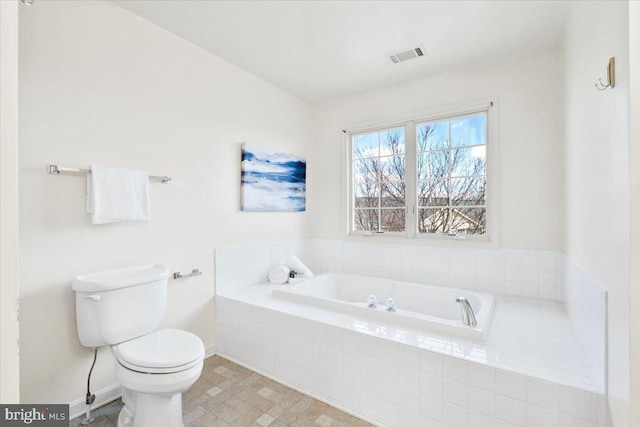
<box><xmin>215</xmin><ymin>240</ymin><xmax>313</xmax><ymax>292</ymax></box>
<box><xmin>215</xmin><ymin>297</ymin><xmax>606</xmax><ymax>427</ymax></box>
<box><xmin>318</xmin><ymin>240</ymin><xmax>564</xmax><ymax>301</ymax></box>
<box><xmin>562</xmin><ymin>256</ymin><xmax>607</xmax><ymax>392</ymax></box>
<box><xmin>216</xmin><ymin>239</ymin><xmax>564</xmax><ymax>301</ymax></box>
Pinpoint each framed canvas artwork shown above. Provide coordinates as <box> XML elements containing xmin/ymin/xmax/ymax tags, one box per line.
<box><xmin>241</xmin><ymin>143</ymin><xmax>306</xmax><ymax>212</ymax></box>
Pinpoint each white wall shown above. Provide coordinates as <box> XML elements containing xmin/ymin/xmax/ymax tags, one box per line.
<box><xmin>629</xmin><ymin>2</ymin><xmax>640</xmax><ymax>424</ymax></box>
<box><xmin>312</xmin><ymin>48</ymin><xmax>565</xmax><ymax>251</ymax></box>
<box><xmin>563</xmin><ymin>2</ymin><xmax>630</xmax><ymax>426</ymax></box>
<box><xmin>0</xmin><ymin>0</ymin><xmax>20</xmax><ymax>404</ymax></box>
<box><xmin>18</xmin><ymin>1</ymin><xmax>313</xmax><ymax>405</ymax></box>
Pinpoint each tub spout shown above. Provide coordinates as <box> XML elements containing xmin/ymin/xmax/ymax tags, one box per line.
<box><xmin>367</xmin><ymin>295</ymin><xmax>378</xmax><ymax>308</ymax></box>
<box><xmin>455</xmin><ymin>297</ymin><xmax>477</xmax><ymax>327</ymax></box>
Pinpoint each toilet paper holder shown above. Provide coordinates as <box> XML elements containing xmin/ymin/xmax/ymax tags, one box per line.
<box><xmin>173</xmin><ymin>268</ymin><xmax>202</xmax><ymax>280</ymax></box>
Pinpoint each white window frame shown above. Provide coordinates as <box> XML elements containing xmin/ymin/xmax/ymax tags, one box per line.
<box><xmin>345</xmin><ymin>98</ymin><xmax>498</xmax><ymax>244</ymax></box>
<box><xmin>349</xmin><ymin>122</ymin><xmax>409</xmax><ymax>237</ymax></box>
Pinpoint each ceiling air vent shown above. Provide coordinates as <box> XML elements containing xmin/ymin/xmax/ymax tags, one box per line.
<box><xmin>389</xmin><ymin>46</ymin><xmax>425</xmax><ymax>64</ymax></box>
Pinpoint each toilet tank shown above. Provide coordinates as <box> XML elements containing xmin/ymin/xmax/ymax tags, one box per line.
<box><xmin>73</xmin><ymin>265</ymin><xmax>170</xmax><ymax>347</ymax></box>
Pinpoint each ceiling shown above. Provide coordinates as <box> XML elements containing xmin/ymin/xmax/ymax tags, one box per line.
<box><xmin>115</xmin><ymin>1</ymin><xmax>568</xmax><ymax>105</ymax></box>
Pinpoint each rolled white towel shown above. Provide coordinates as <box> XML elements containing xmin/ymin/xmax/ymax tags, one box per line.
<box><xmin>269</xmin><ymin>266</ymin><xmax>291</xmax><ymax>284</ymax></box>
<box><xmin>288</xmin><ymin>255</ymin><xmax>314</xmax><ymax>279</ymax></box>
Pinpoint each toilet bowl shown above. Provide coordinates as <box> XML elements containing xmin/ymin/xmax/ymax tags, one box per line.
<box><xmin>113</xmin><ymin>329</ymin><xmax>204</xmax><ymax>427</ymax></box>
<box><xmin>73</xmin><ymin>265</ymin><xmax>205</xmax><ymax>427</ymax></box>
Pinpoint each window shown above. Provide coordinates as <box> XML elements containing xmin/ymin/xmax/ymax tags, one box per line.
<box><xmin>352</xmin><ymin>127</ymin><xmax>406</xmax><ymax>233</ymax></box>
<box><xmin>348</xmin><ymin>102</ymin><xmax>493</xmax><ymax>240</ymax></box>
<box><xmin>417</xmin><ymin>113</ymin><xmax>487</xmax><ymax>236</ymax></box>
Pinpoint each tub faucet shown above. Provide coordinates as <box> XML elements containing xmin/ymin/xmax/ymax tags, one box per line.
<box><xmin>367</xmin><ymin>295</ymin><xmax>378</xmax><ymax>308</ymax></box>
<box><xmin>386</xmin><ymin>298</ymin><xmax>396</xmax><ymax>312</ymax></box>
<box><xmin>455</xmin><ymin>297</ymin><xmax>477</xmax><ymax>327</ymax></box>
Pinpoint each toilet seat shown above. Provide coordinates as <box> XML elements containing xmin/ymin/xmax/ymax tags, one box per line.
<box><xmin>115</xmin><ymin>328</ymin><xmax>204</xmax><ymax>374</ymax></box>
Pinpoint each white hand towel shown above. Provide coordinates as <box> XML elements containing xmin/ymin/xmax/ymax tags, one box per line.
<box><xmin>288</xmin><ymin>255</ymin><xmax>314</xmax><ymax>278</ymax></box>
<box><xmin>268</xmin><ymin>266</ymin><xmax>291</xmax><ymax>284</ymax></box>
<box><xmin>86</xmin><ymin>165</ymin><xmax>150</xmax><ymax>225</ymax></box>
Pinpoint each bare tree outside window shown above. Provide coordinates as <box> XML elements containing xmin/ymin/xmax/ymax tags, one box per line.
<box><xmin>351</xmin><ymin>112</ymin><xmax>487</xmax><ymax>236</ymax></box>
<box><xmin>353</xmin><ymin>128</ymin><xmax>405</xmax><ymax>232</ymax></box>
<box><xmin>418</xmin><ymin>114</ymin><xmax>487</xmax><ymax>235</ymax></box>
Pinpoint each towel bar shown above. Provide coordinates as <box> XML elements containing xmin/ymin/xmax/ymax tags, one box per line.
<box><xmin>47</xmin><ymin>165</ymin><xmax>172</xmax><ymax>183</ymax></box>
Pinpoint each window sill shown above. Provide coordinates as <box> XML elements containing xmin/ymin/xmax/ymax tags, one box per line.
<box><xmin>346</xmin><ymin>231</ymin><xmax>498</xmax><ymax>249</ymax></box>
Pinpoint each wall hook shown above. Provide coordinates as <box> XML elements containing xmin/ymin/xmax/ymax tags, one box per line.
<box><xmin>595</xmin><ymin>57</ymin><xmax>615</xmax><ymax>90</ymax></box>
<box><xmin>20</xmin><ymin>0</ymin><xmax>34</xmax><ymax>5</ymax></box>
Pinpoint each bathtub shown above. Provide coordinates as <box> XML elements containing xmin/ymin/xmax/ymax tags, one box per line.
<box><xmin>272</xmin><ymin>273</ymin><xmax>495</xmax><ymax>341</ymax></box>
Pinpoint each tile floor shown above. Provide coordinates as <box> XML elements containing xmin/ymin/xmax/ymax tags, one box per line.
<box><xmin>70</xmin><ymin>355</ymin><xmax>373</xmax><ymax>427</ymax></box>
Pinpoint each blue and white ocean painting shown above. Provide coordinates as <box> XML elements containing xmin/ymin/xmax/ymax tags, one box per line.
<box><xmin>241</xmin><ymin>144</ymin><xmax>306</xmax><ymax>212</ymax></box>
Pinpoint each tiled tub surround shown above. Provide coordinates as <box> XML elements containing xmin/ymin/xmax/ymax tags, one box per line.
<box><xmin>215</xmin><ymin>240</ymin><xmax>564</xmax><ymax>301</ymax></box>
<box><xmin>215</xmin><ymin>240</ymin><xmax>608</xmax><ymax>425</ymax></box>
<box><xmin>563</xmin><ymin>257</ymin><xmax>608</xmax><ymax>391</ymax></box>
<box><xmin>216</xmin><ymin>294</ymin><xmax>606</xmax><ymax>427</ymax></box>
<box><xmin>215</xmin><ymin>239</ymin><xmax>606</xmax><ymax>382</ymax></box>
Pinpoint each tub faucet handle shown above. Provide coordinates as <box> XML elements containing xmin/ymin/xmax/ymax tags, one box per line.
<box><xmin>386</xmin><ymin>298</ymin><xmax>396</xmax><ymax>312</ymax></box>
<box><xmin>367</xmin><ymin>295</ymin><xmax>378</xmax><ymax>308</ymax></box>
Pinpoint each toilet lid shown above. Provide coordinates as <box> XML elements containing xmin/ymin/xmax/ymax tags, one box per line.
<box><xmin>115</xmin><ymin>329</ymin><xmax>204</xmax><ymax>374</ymax></box>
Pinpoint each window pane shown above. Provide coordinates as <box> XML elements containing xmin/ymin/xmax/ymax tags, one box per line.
<box><xmin>451</xmin><ymin>146</ymin><xmax>485</xmax><ymax>177</ymax></box>
<box><xmin>380</xmin><ymin>128</ymin><xmax>405</xmax><ymax>156</ymax></box>
<box><xmin>354</xmin><ymin>133</ymin><xmax>378</xmax><ymax>159</ymax></box>
<box><xmin>418</xmin><ymin>180</ymin><xmax>448</xmax><ymax>207</ymax></box>
<box><xmin>353</xmin><ymin>158</ymin><xmax>380</xmax><ymax>183</ymax></box>
<box><xmin>418</xmin><ymin>208</ymin><xmax>450</xmax><ymax>234</ymax></box>
<box><xmin>418</xmin><ymin>150</ymin><xmax>450</xmax><ymax>180</ymax></box>
<box><xmin>381</xmin><ymin>181</ymin><xmax>405</xmax><ymax>207</ymax></box>
<box><xmin>380</xmin><ymin>156</ymin><xmax>405</xmax><ymax>182</ymax></box>
<box><xmin>354</xmin><ymin>209</ymin><xmax>379</xmax><ymax>232</ymax></box>
<box><xmin>381</xmin><ymin>209</ymin><xmax>405</xmax><ymax>232</ymax></box>
<box><xmin>354</xmin><ymin>183</ymin><xmax>379</xmax><ymax>208</ymax></box>
<box><xmin>451</xmin><ymin>176</ymin><xmax>486</xmax><ymax>206</ymax></box>
<box><xmin>451</xmin><ymin>114</ymin><xmax>486</xmax><ymax>147</ymax></box>
<box><xmin>417</xmin><ymin>121</ymin><xmax>448</xmax><ymax>151</ymax></box>
<box><xmin>451</xmin><ymin>208</ymin><xmax>486</xmax><ymax>235</ymax></box>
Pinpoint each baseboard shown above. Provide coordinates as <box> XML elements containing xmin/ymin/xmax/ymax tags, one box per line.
<box><xmin>205</xmin><ymin>344</ymin><xmax>217</xmax><ymax>358</ymax></box>
<box><xmin>69</xmin><ymin>383</ymin><xmax>121</xmax><ymax>420</ymax></box>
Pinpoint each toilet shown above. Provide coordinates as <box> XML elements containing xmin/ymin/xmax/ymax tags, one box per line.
<box><xmin>73</xmin><ymin>265</ymin><xmax>204</xmax><ymax>427</ymax></box>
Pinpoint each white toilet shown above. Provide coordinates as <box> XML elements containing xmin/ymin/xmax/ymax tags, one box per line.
<box><xmin>73</xmin><ymin>265</ymin><xmax>205</xmax><ymax>427</ymax></box>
